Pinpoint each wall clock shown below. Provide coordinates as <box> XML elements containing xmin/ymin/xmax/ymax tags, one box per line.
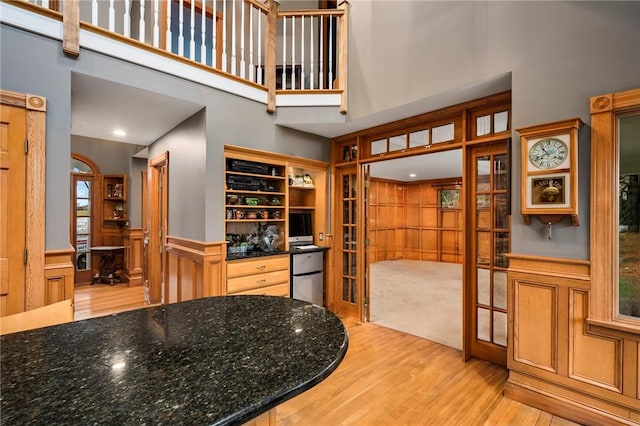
<box><xmin>516</xmin><ymin>117</ymin><xmax>584</xmax><ymax>225</ymax></box>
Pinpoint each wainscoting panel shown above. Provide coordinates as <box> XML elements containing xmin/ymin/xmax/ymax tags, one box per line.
<box><xmin>570</xmin><ymin>290</ymin><xmax>621</xmax><ymax>392</ymax></box>
<box><xmin>123</xmin><ymin>228</ymin><xmax>144</xmax><ymax>286</ymax></box>
<box><xmin>44</xmin><ymin>248</ymin><xmax>74</xmax><ymax>304</ymax></box>
<box><xmin>506</xmin><ymin>254</ymin><xmax>640</xmax><ymax>425</ymax></box>
<box><xmin>165</xmin><ymin>237</ymin><xmax>225</xmax><ymax>304</ymax></box>
<box><xmin>513</xmin><ymin>280</ymin><xmax>557</xmax><ymax>372</ymax></box>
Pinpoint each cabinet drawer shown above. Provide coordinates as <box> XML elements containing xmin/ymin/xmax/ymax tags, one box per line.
<box><xmin>227</xmin><ymin>255</ymin><xmax>289</xmax><ymax>278</ymax></box>
<box><xmin>227</xmin><ymin>269</ymin><xmax>289</xmax><ymax>293</ymax></box>
<box><xmin>232</xmin><ymin>283</ymin><xmax>290</xmax><ymax>297</ymax></box>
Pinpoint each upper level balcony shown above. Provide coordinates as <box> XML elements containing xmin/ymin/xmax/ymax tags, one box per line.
<box><xmin>1</xmin><ymin>0</ymin><xmax>348</xmax><ymax>114</ymax></box>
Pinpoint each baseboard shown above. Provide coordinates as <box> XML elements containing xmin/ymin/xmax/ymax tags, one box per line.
<box><xmin>504</xmin><ymin>380</ymin><xmax>637</xmax><ymax>426</ymax></box>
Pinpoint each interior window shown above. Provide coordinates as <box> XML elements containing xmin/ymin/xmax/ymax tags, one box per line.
<box><xmin>618</xmin><ymin>114</ymin><xmax>640</xmax><ymax>319</ymax></box>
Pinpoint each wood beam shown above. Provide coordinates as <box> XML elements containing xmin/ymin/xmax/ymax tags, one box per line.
<box><xmin>62</xmin><ymin>0</ymin><xmax>79</xmax><ymax>57</ymax></box>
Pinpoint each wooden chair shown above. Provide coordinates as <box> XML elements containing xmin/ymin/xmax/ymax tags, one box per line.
<box><xmin>0</xmin><ymin>299</ymin><xmax>74</xmax><ymax>335</ymax></box>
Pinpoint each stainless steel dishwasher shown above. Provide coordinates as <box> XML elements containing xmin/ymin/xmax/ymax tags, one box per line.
<box><xmin>290</xmin><ymin>248</ymin><xmax>324</xmax><ymax>307</ymax></box>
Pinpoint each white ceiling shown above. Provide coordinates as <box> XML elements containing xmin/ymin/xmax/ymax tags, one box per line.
<box><xmin>369</xmin><ymin>150</ymin><xmax>462</xmax><ymax>182</ymax></box>
<box><xmin>71</xmin><ymin>73</ymin><xmax>204</xmax><ymax>146</ymax></box>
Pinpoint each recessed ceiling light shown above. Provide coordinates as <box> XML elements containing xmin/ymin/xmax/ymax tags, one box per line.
<box><xmin>409</xmin><ymin>173</ymin><xmax>417</xmax><ymax>178</ymax></box>
<box><xmin>112</xmin><ymin>129</ymin><xmax>127</xmax><ymax>137</ymax></box>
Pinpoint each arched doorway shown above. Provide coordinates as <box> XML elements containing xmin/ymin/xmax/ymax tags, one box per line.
<box><xmin>71</xmin><ymin>153</ymin><xmax>100</xmax><ymax>285</ymax></box>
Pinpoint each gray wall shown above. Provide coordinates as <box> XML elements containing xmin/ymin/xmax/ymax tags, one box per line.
<box><xmin>347</xmin><ymin>1</ymin><xmax>640</xmax><ymax>259</ymax></box>
<box><xmin>0</xmin><ymin>24</ymin><xmax>330</xmax><ymax>249</ymax></box>
<box><xmin>149</xmin><ymin>109</ymin><xmax>207</xmax><ymax>241</ymax></box>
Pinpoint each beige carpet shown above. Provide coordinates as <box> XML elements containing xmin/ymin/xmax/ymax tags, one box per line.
<box><xmin>369</xmin><ymin>259</ymin><xmax>462</xmax><ymax>350</ymax></box>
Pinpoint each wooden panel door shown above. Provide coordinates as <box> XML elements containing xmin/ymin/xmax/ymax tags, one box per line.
<box><xmin>465</xmin><ymin>142</ymin><xmax>510</xmax><ymax>366</ymax></box>
<box><xmin>0</xmin><ymin>105</ymin><xmax>26</xmax><ymax>315</ymax></box>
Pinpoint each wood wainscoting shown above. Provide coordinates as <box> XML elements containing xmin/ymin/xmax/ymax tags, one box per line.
<box><xmin>44</xmin><ymin>248</ymin><xmax>75</xmax><ymax>304</ymax></box>
<box><xmin>123</xmin><ymin>228</ymin><xmax>144</xmax><ymax>287</ymax></box>
<box><xmin>165</xmin><ymin>237</ymin><xmax>226</xmax><ymax>303</ymax></box>
<box><xmin>506</xmin><ymin>254</ymin><xmax>640</xmax><ymax>425</ymax></box>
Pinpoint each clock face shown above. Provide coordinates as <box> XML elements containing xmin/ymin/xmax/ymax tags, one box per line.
<box><xmin>528</xmin><ymin>137</ymin><xmax>568</xmax><ymax>170</ymax></box>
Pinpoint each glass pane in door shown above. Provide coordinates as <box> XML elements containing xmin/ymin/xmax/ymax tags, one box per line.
<box><xmin>472</xmin><ymin>146</ymin><xmax>510</xmax><ymax>358</ymax></box>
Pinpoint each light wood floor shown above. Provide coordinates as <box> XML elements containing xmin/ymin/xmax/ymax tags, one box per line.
<box><xmin>71</xmin><ymin>286</ymin><xmax>579</xmax><ymax>425</ymax></box>
<box><xmin>73</xmin><ymin>283</ymin><xmax>150</xmax><ymax>320</ymax></box>
<box><xmin>277</xmin><ymin>319</ymin><xmax>579</xmax><ymax>426</ymax></box>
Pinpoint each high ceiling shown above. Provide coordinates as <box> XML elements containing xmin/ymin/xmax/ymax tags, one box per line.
<box><xmin>70</xmin><ymin>72</ymin><xmax>511</xmax><ymax>178</ymax></box>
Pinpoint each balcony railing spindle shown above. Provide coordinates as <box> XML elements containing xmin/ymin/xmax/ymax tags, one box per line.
<box><xmin>300</xmin><ymin>16</ymin><xmax>305</xmax><ymax>90</ymax></box>
<box><xmin>222</xmin><ymin>0</ymin><xmax>227</xmax><ymax>72</ymax></box>
<box><xmin>153</xmin><ymin>0</ymin><xmax>159</xmax><ymax>48</ymax></box>
<box><xmin>138</xmin><ymin>0</ymin><xmax>145</xmax><ymax>43</ymax></box>
<box><xmin>178</xmin><ymin>0</ymin><xmax>184</xmax><ymax>56</ymax></box>
<box><xmin>249</xmin><ymin>4</ymin><xmax>254</xmax><ymax>82</ymax></box>
<box><xmin>319</xmin><ymin>15</ymin><xmax>324</xmax><ymax>90</ymax></box>
<box><xmin>200</xmin><ymin>0</ymin><xmax>206</xmax><ymax>64</ymax></box>
<box><xmin>257</xmin><ymin>6</ymin><xmax>262</xmax><ymax>84</ymax></box>
<box><xmin>328</xmin><ymin>15</ymin><xmax>333</xmax><ymax>89</ymax></box>
<box><xmin>291</xmin><ymin>15</ymin><xmax>296</xmax><ymax>90</ymax></box>
<box><xmin>282</xmin><ymin>16</ymin><xmax>287</xmax><ymax>90</ymax></box>
<box><xmin>240</xmin><ymin>1</ymin><xmax>245</xmax><ymax>78</ymax></box>
<box><xmin>189</xmin><ymin>0</ymin><xmax>195</xmax><ymax>60</ymax></box>
<box><xmin>309</xmin><ymin>16</ymin><xmax>314</xmax><ymax>90</ymax></box>
<box><xmin>212</xmin><ymin>0</ymin><xmax>217</xmax><ymax>68</ymax></box>
<box><xmin>91</xmin><ymin>0</ymin><xmax>97</xmax><ymax>26</ymax></box>
<box><xmin>125</xmin><ymin>0</ymin><xmax>131</xmax><ymax>38</ymax></box>
<box><xmin>108</xmin><ymin>0</ymin><xmax>115</xmax><ymax>32</ymax></box>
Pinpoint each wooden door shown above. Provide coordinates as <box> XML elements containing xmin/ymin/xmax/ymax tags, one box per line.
<box><xmin>71</xmin><ymin>174</ymin><xmax>95</xmax><ymax>284</ymax></box>
<box><xmin>148</xmin><ymin>153</ymin><xmax>168</xmax><ymax>304</ymax></box>
<box><xmin>465</xmin><ymin>142</ymin><xmax>510</xmax><ymax>366</ymax></box>
<box><xmin>0</xmin><ymin>104</ymin><xmax>26</xmax><ymax>316</ymax></box>
<box><xmin>333</xmin><ymin>165</ymin><xmax>360</xmax><ymax>319</ymax></box>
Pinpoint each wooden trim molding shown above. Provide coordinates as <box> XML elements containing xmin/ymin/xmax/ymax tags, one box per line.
<box><xmin>44</xmin><ymin>248</ymin><xmax>74</xmax><ymax>305</ymax></box>
<box><xmin>165</xmin><ymin>237</ymin><xmax>226</xmax><ymax>303</ymax></box>
<box><xmin>589</xmin><ymin>87</ymin><xmax>640</xmax><ymax>335</ymax></box>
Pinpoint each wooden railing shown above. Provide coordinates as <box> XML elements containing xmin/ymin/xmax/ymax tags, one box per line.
<box><xmin>14</xmin><ymin>0</ymin><xmax>348</xmax><ymax>113</ymax></box>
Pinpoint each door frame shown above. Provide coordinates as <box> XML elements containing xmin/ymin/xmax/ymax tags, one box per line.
<box><xmin>0</xmin><ymin>90</ymin><xmax>47</xmax><ymax>311</ymax></box>
<box><xmin>147</xmin><ymin>151</ymin><xmax>168</xmax><ymax>304</ymax></box>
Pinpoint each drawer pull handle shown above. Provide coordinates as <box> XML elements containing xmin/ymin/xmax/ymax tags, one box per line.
<box><xmin>256</xmin><ymin>265</ymin><xmax>266</xmax><ymax>271</ymax></box>
<box><xmin>257</xmin><ymin>279</ymin><xmax>266</xmax><ymax>284</ymax></box>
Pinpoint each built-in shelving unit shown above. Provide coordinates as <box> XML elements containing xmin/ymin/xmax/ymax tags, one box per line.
<box><xmin>102</xmin><ymin>174</ymin><xmax>127</xmax><ymax>227</ymax></box>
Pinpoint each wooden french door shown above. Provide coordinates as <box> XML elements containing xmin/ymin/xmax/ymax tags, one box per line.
<box><xmin>465</xmin><ymin>141</ymin><xmax>510</xmax><ymax>366</ymax></box>
<box><xmin>334</xmin><ymin>165</ymin><xmax>361</xmax><ymax>319</ymax></box>
<box><xmin>0</xmin><ymin>104</ymin><xmax>26</xmax><ymax>315</ymax></box>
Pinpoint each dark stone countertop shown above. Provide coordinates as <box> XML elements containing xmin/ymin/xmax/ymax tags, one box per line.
<box><xmin>0</xmin><ymin>296</ymin><xmax>348</xmax><ymax>425</ymax></box>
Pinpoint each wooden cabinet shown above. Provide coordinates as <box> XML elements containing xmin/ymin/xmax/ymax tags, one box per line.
<box><xmin>102</xmin><ymin>174</ymin><xmax>127</xmax><ymax>227</ymax></box>
<box><xmin>224</xmin><ymin>146</ymin><xmax>328</xmax><ymax>296</ymax></box>
<box><xmin>227</xmin><ymin>255</ymin><xmax>290</xmax><ymax>296</ymax></box>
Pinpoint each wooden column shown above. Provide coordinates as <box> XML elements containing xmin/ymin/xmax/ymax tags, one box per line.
<box><xmin>62</xmin><ymin>0</ymin><xmax>80</xmax><ymax>57</ymax></box>
<box><xmin>338</xmin><ymin>0</ymin><xmax>349</xmax><ymax>114</ymax></box>
<box><xmin>264</xmin><ymin>0</ymin><xmax>278</xmax><ymax>113</ymax></box>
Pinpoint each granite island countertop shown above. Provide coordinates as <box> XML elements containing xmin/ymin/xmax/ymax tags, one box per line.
<box><xmin>0</xmin><ymin>295</ymin><xmax>348</xmax><ymax>425</ymax></box>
